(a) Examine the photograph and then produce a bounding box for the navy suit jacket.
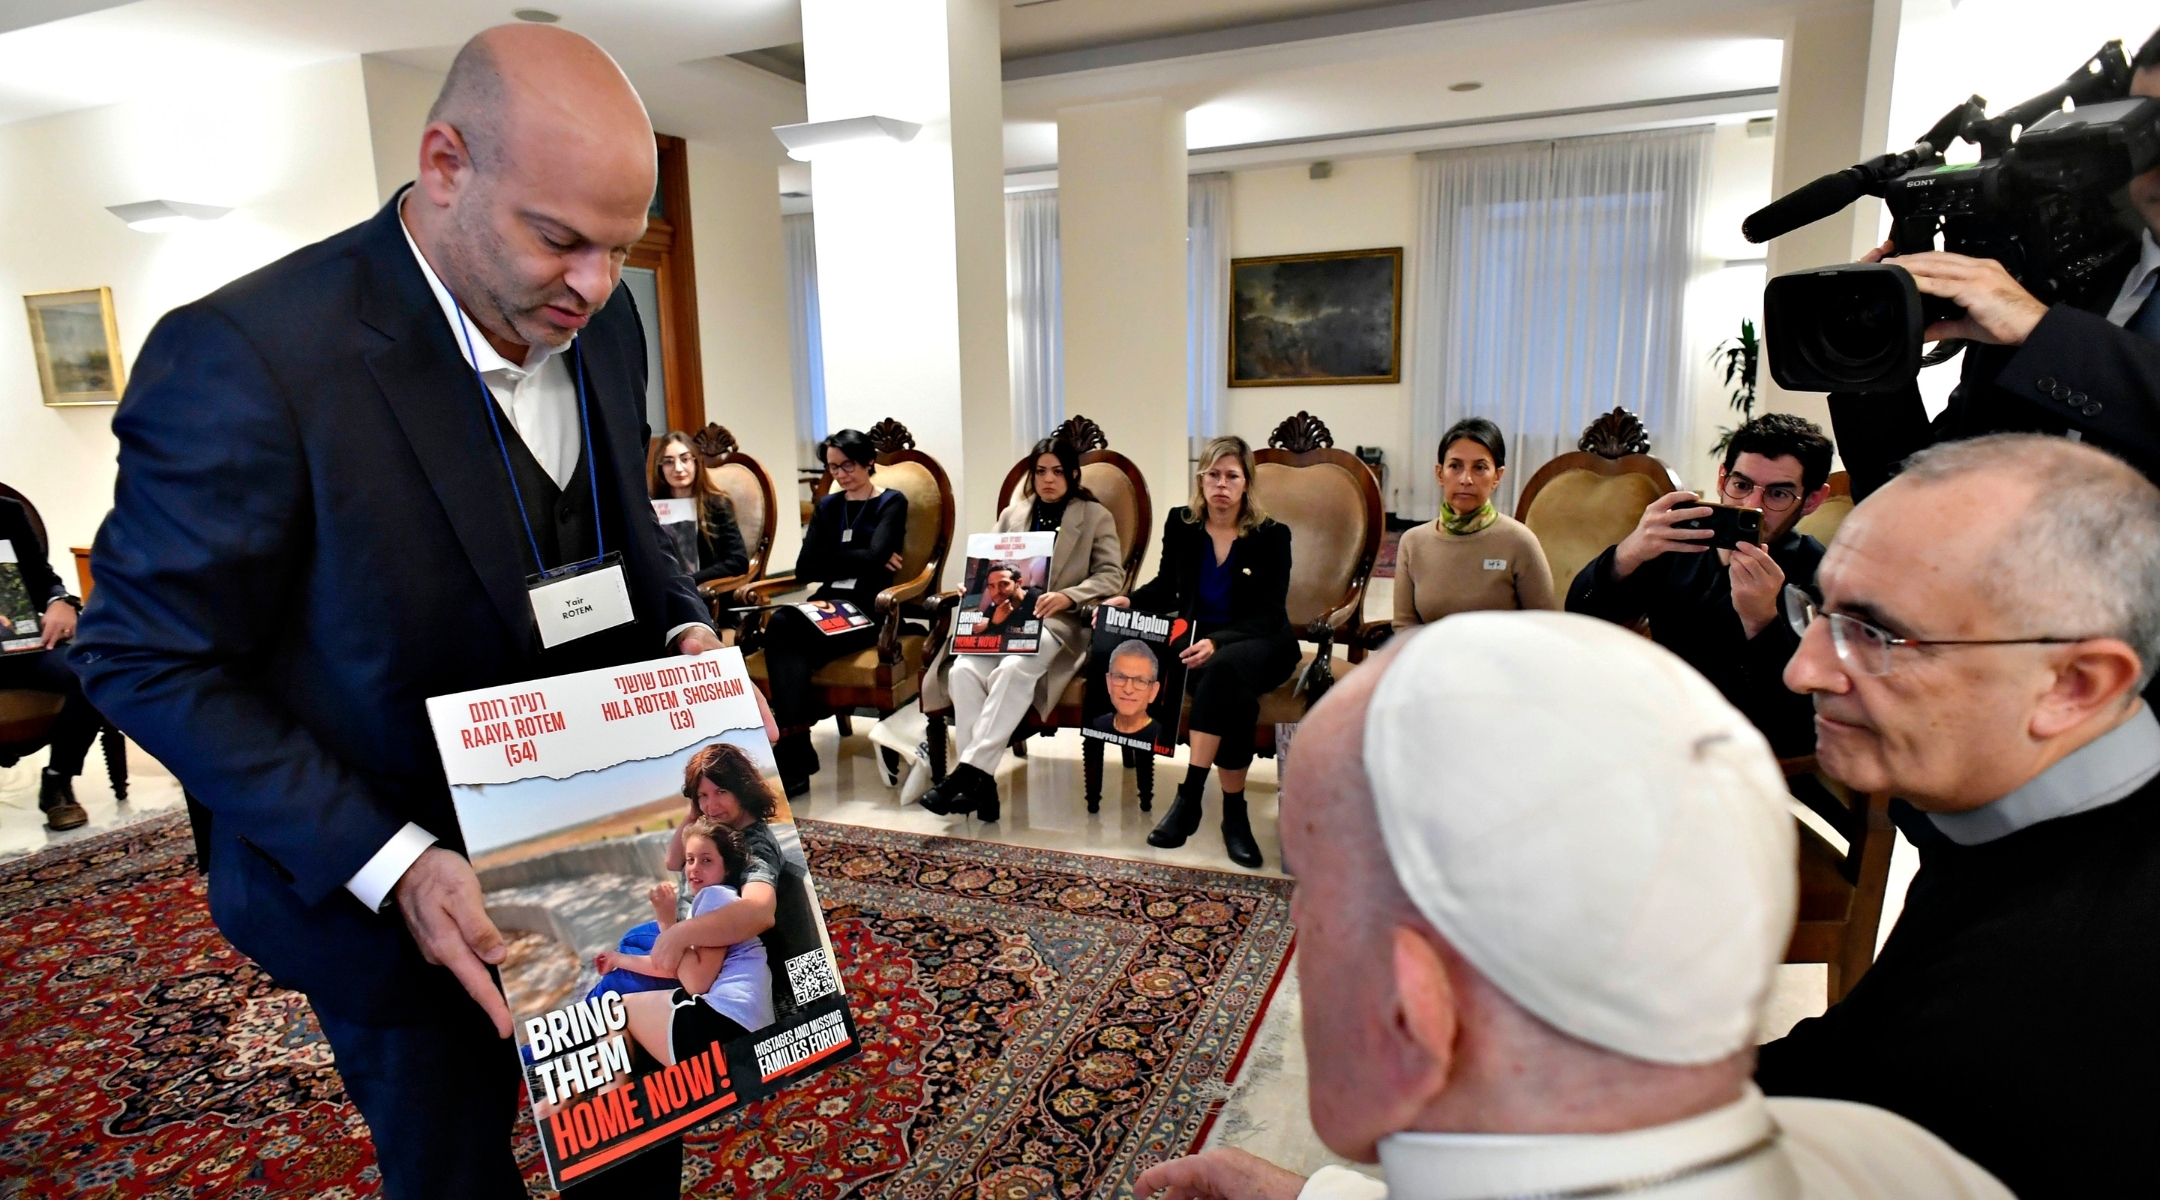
[71,196,707,1025]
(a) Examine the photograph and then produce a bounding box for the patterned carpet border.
[0,811,1298,1199]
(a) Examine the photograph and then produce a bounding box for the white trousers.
[946,627,1067,773]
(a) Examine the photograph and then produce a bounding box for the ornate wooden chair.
[1248,412,1385,757]
[678,422,779,626]
[1781,755,1894,1003]
[738,419,956,739]
[0,482,127,801]
[918,415,1159,809]
[1794,470,1854,547]
[1513,408,1680,598]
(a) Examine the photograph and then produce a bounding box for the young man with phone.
[1566,413,1833,755]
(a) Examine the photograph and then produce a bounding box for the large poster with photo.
[1079,607,1192,757]
[426,649,857,1192]
[952,531,1055,655]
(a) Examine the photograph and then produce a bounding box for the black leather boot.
[919,763,985,815]
[775,731,815,798]
[1220,793,1262,869]
[971,769,1001,823]
[40,769,87,832]
[1147,780,1206,849]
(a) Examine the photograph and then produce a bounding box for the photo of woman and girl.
[587,742,786,1067]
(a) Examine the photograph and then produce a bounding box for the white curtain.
[1408,126,1711,518]
[1006,189,1063,451]
[783,213,828,467]
[1187,172,1232,453]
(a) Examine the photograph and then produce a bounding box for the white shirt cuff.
[1299,1166,1388,1200]
[666,622,716,649]
[345,822,438,912]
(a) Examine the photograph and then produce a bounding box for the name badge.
[1483,558,1507,571]
[651,498,696,525]
[527,553,635,650]
[840,528,854,543]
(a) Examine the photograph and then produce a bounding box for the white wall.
[1682,119,1777,489]
[684,140,804,572]
[1225,155,1417,513]
[0,56,381,559]
[361,55,443,206]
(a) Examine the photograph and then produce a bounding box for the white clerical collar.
[396,191,567,378]
[1930,703,2160,847]
[1373,1087,1782,1200]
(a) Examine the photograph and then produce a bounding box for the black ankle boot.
[776,732,815,798]
[1147,782,1206,849]
[919,764,985,815]
[1220,793,1262,869]
[971,770,1001,823]
[40,769,87,832]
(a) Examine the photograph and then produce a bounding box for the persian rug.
[1372,529,1399,580]
[0,814,1296,1198]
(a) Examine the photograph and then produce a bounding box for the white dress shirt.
[2105,229,2160,329]
[344,204,708,912]
[1297,1088,2010,1200]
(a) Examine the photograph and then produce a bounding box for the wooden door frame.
[627,133,704,436]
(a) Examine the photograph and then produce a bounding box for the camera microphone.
[1742,169,1869,244]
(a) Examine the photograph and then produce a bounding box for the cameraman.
[1567,413,1833,756]
[1834,27,2160,498]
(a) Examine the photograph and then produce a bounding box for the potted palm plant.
[1709,318,1759,457]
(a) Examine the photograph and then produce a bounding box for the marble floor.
[0,578,1917,1186]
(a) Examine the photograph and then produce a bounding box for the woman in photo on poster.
[758,429,909,796]
[1106,435,1294,868]
[1391,417,1557,630]
[649,430,749,587]
[918,435,1124,820]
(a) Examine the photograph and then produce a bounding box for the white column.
[800,0,1011,562]
[1760,0,1901,425]
[1057,97,1189,580]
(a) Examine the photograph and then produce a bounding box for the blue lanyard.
[451,302,605,576]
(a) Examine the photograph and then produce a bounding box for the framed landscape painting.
[24,287,125,406]
[1230,247,1402,387]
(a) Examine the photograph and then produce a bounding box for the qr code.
[785,950,840,1002]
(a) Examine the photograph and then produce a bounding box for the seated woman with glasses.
[1104,435,1297,869]
[1392,417,1560,631]
[758,429,909,796]
[1565,413,1835,756]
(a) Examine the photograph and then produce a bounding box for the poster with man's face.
[1080,607,1192,757]
[953,531,1055,654]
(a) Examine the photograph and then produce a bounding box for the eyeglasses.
[1107,671,1155,688]
[1782,584,2094,677]
[1723,473,1803,511]
[660,452,696,470]
[827,458,866,475]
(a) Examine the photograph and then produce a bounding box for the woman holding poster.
[918,436,1124,820]
[1106,436,1294,868]
[649,431,749,586]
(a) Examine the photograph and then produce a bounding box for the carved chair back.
[685,424,778,581]
[996,414,1154,588]
[1514,409,1677,596]
[1249,412,1384,637]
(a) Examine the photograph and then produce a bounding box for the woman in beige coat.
[917,435,1124,820]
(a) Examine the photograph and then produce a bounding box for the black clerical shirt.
[1757,707,2160,1199]
[1566,530,1823,756]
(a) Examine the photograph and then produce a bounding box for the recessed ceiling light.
[1449,81,1482,92]
[513,8,560,22]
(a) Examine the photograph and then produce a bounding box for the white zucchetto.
[1362,611,1797,1065]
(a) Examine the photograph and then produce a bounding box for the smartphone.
[1673,503,1763,550]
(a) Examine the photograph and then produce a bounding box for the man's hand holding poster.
[425,648,857,1192]
[952,531,1055,655]
[1080,607,1192,757]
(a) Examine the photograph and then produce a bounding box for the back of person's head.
[681,817,748,882]
[1438,418,1507,468]
[1025,436,1095,502]
[821,429,878,477]
[1723,413,1833,495]
[1281,613,1795,1159]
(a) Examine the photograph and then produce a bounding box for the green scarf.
[1440,501,1498,536]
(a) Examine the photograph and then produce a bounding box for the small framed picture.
[24,287,125,406]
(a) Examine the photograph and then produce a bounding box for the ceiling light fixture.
[106,200,232,233]
[771,116,922,162]
[1449,81,1483,92]
[513,8,560,22]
